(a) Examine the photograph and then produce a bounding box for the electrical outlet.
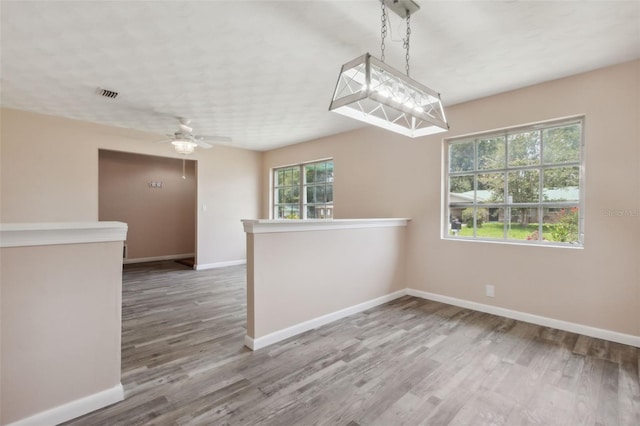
[485,285,495,298]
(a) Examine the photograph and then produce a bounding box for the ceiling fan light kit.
[329,0,449,137]
[171,140,197,155]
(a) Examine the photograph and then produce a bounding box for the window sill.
[442,235,584,249]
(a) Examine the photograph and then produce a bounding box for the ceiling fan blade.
[195,140,213,149]
[199,135,232,143]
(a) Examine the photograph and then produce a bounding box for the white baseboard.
[407,289,640,348]
[245,287,639,351]
[244,335,255,350]
[195,259,246,270]
[6,383,124,426]
[245,289,408,350]
[123,253,194,264]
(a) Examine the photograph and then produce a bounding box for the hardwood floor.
[64,261,640,425]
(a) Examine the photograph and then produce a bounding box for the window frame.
[443,117,585,247]
[272,158,334,220]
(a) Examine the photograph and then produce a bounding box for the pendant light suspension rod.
[403,14,411,76]
[380,1,417,76]
[380,1,387,62]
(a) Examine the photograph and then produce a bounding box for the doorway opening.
[98,149,197,267]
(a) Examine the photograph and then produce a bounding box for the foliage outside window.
[446,118,583,246]
[273,160,334,219]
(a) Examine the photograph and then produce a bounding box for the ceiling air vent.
[96,87,118,99]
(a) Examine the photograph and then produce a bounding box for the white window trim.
[442,116,585,248]
[271,158,334,220]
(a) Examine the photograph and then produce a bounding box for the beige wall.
[248,224,407,338]
[0,109,262,266]
[263,60,640,337]
[197,143,263,267]
[1,241,123,424]
[99,150,196,260]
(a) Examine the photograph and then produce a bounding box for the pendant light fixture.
[329,0,449,137]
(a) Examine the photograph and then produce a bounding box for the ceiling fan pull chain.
[380,1,387,62]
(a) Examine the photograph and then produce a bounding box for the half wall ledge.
[241,218,410,234]
[0,221,128,247]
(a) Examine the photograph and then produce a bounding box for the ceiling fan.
[158,117,231,155]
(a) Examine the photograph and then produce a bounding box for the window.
[445,118,583,246]
[273,159,334,219]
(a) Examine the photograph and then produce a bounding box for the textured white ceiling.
[1,1,639,151]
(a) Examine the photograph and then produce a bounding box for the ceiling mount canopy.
[329,0,449,138]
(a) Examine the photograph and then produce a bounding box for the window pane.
[316,163,327,182]
[306,205,317,219]
[305,164,316,183]
[543,167,579,202]
[506,207,539,240]
[327,162,334,182]
[480,208,504,239]
[316,185,326,203]
[449,175,474,204]
[449,141,474,172]
[326,185,333,202]
[477,137,505,170]
[306,186,315,203]
[508,131,540,167]
[449,212,464,236]
[451,207,505,238]
[484,208,505,239]
[283,188,294,203]
[292,167,300,184]
[542,207,579,243]
[507,170,539,203]
[476,208,504,239]
[285,205,300,219]
[543,124,580,164]
[477,172,504,203]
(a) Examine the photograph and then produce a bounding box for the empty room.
[1,1,639,425]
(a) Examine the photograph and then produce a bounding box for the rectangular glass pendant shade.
[329,53,449,137]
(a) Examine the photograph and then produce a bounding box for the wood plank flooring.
[64,261,640,425]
